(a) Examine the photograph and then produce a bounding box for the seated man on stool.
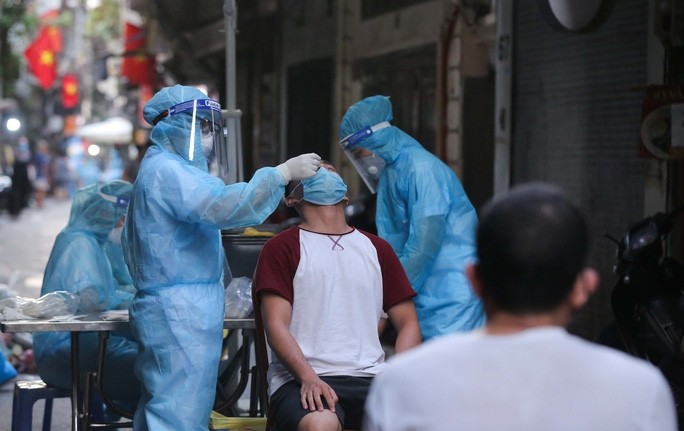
[253,162,421,431]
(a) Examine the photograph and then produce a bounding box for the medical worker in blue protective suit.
[33,180,140,410]
[104,216,135,306]
[105,230,133,289]
[122,84,321,431]
[339,95,485,340]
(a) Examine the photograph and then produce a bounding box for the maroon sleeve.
[360,230,417,311]
[253,227,301,304]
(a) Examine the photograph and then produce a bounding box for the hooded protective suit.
[105,238,133,289]
[122,85,291,431]
[33,180,139,409]
[104,227,135,309]
[340,95,484,340]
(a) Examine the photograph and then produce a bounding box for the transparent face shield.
[98,191,130,209]
[338,121,390,194]
[96,191,130,226]
[214,111,231,183]
[158,98,227,166]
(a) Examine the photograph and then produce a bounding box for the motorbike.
[602,203,684,422]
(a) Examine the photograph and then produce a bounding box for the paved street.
[0,196,72,431]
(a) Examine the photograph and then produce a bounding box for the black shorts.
[269,375,373,431]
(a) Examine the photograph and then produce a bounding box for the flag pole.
[223,0,243,184]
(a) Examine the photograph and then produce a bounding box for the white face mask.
[108,226,123,245]
[201,132,214,158]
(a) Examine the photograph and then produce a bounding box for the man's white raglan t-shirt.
[254,226,416,397]
[363,327,677,431]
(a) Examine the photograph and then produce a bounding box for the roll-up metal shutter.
[512,0,648,340]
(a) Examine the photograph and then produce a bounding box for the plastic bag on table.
[0,296,32,320]
[99,309,129,321]
[21,291,79,318]
[0,291,79,320]
[0,285,18,301]
[224,277,253,318]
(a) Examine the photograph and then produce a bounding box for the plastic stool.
[11,379,70,431]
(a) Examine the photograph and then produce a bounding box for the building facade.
[136,0,683,341]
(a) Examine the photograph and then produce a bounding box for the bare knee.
[297,409,342,431]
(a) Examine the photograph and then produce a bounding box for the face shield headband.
[98,191,130,208]
[339,121,390,194]
[339,121,391,149]
[152,98,225,162]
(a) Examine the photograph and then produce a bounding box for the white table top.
[1,312,255,333]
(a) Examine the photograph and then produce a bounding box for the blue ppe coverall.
[122,85,287,431]
[33,180,140,410]
[105,239,134,289]
[340,95,485,340]
[104,238,135,310]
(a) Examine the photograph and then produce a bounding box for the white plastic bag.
[0,291,79,320]
[21,291,80,318]
[224,277,253,318]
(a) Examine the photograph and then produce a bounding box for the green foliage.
[0,0,27,98]
[1,0,32,37]
[85,0,121,40]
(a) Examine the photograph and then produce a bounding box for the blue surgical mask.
[300,168,348,205]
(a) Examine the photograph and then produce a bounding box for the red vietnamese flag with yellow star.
[24,27,57,90]
[39,9,63,53]
[121,22,156,87]
[61,74,79,109]
[45,25,63,53]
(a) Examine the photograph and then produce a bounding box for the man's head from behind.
[469,183,598,318]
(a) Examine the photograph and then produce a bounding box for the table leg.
[95,331,135,421]
[70,331,81,431]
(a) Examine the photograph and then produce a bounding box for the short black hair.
[285,180,301,197]
[475,182,589,314]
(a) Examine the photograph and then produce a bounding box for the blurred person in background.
[33,180,139,412]
[52,147,74,200]
[340,95,484,341]
[8,137,33,218]
[76,157,102,187]
[32,140,51,209]
[123,140,151,183]
[122,84,321,431]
